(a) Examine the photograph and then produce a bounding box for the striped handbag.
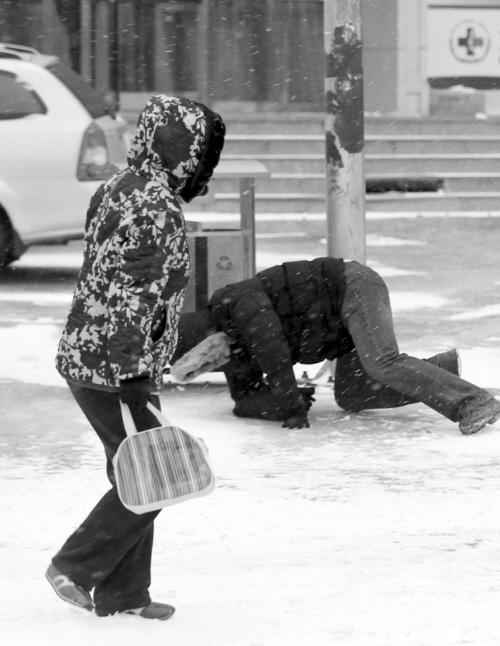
[114,401,215,514]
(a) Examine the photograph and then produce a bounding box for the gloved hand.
[298,385,316,411]
[119,375,152,410]
[282,410,310,429]
[282,394,310,428]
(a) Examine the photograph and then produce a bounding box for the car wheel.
[0,213,14,269]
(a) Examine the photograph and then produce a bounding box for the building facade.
[2,0,500,116]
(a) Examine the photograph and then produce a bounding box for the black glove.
[282,410,310,429]
[119,375,152,410]
[298,385,316,411]
[282,395,310,429]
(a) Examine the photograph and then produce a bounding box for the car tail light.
[77,121,117,181]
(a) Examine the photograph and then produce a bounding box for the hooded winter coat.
[56,95,224,390]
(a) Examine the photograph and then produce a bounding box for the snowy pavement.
[3,379,500,646]
[1,216,500,645]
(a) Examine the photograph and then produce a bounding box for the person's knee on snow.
[334,377,381,413]
[356,346,407,384]
[232,384,286,420]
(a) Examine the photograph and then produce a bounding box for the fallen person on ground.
[170,257,500,435]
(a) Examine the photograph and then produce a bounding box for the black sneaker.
[45,563,93,611]
[459,398,500,435]
[124,602,175,621]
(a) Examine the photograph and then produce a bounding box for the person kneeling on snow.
[170,257,500,434]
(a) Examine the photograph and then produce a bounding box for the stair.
[182,112,500,215]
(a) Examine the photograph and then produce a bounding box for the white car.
[0,43,129,267]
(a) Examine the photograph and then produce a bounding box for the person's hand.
[298,385,316,411]
[119,375,152,409]
[282,410,310,429]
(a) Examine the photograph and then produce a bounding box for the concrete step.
[363,172,500,193]
[362,172,500,193]
[367,135,500,155]
[367,191,500,212]
[224,134,500,156]
[221,112,324,135]
[182,210,330,236]
[223,135,323,156]
[212,174,325,194]
[181,209,500,237]
[194,190,500,214]
[196,193,323,213]
[365,154,500,174]
[222,153,325,173]
[365,115,500,136]
[124,108,500,213]
[354,172,500,193]
[221,113,500,136]
[223,152,500,174]
[125,108,500,137]
[213,171,500,195]
[442,173,500,192]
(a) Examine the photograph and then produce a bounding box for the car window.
[46,61,109,119]
[0,70,47,119]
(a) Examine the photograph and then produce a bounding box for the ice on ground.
[365,234,425,247]
[4,220,500,645]
[389,291,453,311]
[3,380,500,646]
[1,316,500,645]
[256,251,428,278]
[449,303,500,321]
[319,235,425,247]
[0,324,65,387]
[368,261,428,277]
[12,250,83,269]
[459,347,500,388]
[0,291,72,305]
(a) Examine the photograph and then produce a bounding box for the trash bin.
[181,159,267,312]
[183,223,252,312]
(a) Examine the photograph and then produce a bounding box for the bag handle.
[120,401,212,461]
[119,400,171,438]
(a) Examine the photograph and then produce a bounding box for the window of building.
[117,0,199,94]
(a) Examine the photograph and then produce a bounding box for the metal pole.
[109,0,120,110]
[324,0,366,262]
[80,0,92,84]
[197,0,210,104]
[239,177,256,278]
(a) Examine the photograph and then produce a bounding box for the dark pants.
[334,347,459,412]
[232,348,460,420]
[339,261,494,422]
[52,384,162,616]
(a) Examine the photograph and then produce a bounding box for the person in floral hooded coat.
[46,95,225,620]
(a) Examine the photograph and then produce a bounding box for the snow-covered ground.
[2,228,500,645]
[3,372,500,646]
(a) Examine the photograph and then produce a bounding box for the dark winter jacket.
[174,257,354,416]
[56,95,224,390]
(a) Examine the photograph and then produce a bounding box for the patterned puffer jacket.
[56,95,224,390]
